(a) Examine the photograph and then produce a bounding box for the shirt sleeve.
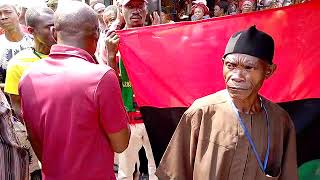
[95,69,129,134]
[4,61,22,95]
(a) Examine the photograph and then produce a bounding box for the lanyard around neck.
[32,48,43,60]
[228,96,271,173]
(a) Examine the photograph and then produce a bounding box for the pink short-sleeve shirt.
[19,44,128,180]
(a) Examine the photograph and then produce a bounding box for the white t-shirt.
[0,34,33,82]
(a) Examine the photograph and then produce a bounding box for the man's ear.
[265,64,277,79]
[50,26,57,43]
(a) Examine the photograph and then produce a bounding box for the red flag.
[118,1,320,108]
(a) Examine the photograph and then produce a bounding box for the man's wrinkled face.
[32,13,56,47]
[122,0,147,28]
[223,53,273,100]
[103,11,117,29]
[242,0,254,13]
[0,5,19,31]
[194,7,204,20]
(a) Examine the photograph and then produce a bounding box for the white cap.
[192,0,207,5]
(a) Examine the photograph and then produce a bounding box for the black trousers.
[138,147,148,174]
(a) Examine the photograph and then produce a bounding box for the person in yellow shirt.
[5,7,55,119]
[4,6,56,180]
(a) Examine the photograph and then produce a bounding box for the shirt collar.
[49,44,96,64]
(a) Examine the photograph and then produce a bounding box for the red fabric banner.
[118,1,320,107]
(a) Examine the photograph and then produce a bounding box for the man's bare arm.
[107,125,130,153]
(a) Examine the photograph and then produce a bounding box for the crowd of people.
[160,0,307,22]
[0,0,307,180]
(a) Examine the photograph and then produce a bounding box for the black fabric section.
[279,98,320,166]
[141,99,320,167]
[224,26,274,64]
[140,107,187,166]
[31,170,42,180]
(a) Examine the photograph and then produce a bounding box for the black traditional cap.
[223,25,275,64]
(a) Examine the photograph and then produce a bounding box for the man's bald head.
[54,1,98,35]
[54,1,99,55]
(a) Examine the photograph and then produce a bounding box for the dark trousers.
[138,147,148,174]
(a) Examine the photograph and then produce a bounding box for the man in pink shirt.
[19,1,130,180]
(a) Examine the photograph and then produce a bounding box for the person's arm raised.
[150,11,161,25]
[105,31,120,71]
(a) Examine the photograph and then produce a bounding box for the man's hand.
[106,31,119,54]
[150,11,161,25]
[105,31,120,70]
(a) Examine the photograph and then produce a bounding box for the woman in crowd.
[214,0,229,17]
[191,3,210,21]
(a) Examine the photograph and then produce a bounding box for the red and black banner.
[118,1,320,167]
